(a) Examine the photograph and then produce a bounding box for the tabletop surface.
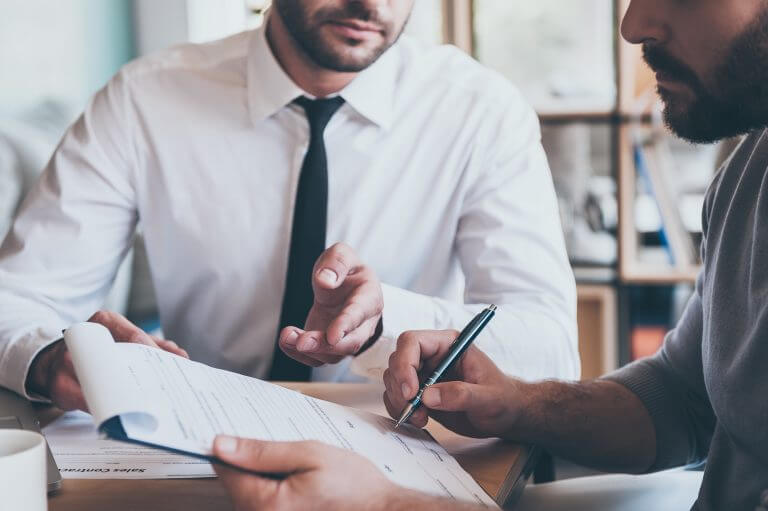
[45,383,529,511]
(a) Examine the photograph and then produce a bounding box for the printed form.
[63,323,497,507]
[43,411,215,479]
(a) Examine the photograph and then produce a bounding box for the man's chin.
[308,42,387,72]
[662,104,730,144]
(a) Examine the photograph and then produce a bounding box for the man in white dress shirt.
[0,0,577,410]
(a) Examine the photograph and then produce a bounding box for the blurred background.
[0,0,733,454]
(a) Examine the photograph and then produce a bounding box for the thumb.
[213,436,319,474]
[214,462,277,506]
[421,381,493,412]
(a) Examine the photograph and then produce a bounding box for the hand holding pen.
[382,306,524,438]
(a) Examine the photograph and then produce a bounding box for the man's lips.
[326,19,384,39]
[654,70,690,91]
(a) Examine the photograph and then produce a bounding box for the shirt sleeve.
[351,96,579,382]
[0,71,139,399]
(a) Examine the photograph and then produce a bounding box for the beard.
[273,0,406,72]
[643,10,768,144]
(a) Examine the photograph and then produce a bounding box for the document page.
[42,411,215,479]
[64,323,497,507]
[118,344,496,507]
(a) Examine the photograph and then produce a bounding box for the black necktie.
[269,96,345,381]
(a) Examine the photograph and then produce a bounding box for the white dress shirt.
[0,23,578,399]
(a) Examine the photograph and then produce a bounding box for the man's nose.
[621,0,668,45]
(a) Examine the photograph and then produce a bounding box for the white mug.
[0,429,47,511]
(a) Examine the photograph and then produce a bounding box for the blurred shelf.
[577,284,618,379]
[534,100,615,122]
[441,0,705,287]
[620,263,700,285]
[572,265,618,285]
[539,111,615,124]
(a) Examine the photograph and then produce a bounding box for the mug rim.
[0,429,45,459]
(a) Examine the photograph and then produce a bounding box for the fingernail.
[283,330,299,346]
[298,337,318,352]
[423,388,441,407]
[215,435,237,454]
[401,383,410,399]
[318,268,338,285]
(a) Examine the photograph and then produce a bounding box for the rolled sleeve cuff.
[350,283,438,381]
[602,360,692,472]
[378,283,440,341]
[0,327,62,401]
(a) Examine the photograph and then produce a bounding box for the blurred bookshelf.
[438,0,730,374]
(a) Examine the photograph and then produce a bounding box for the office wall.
[0,0,135,114]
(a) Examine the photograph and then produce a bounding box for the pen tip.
[488,304,497,312]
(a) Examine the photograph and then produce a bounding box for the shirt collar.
[247,20,398,130]
[338,43,397,130]
[247,22,304,124]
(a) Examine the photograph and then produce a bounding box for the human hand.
[212,436,398,511]
[278,242,383,367]
[26,310,188,410]
[383,330,523,438]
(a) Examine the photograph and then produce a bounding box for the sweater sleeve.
[602,170,725,472]
[603,273,715,471]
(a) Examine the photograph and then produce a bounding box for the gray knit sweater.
[606,129,768,510]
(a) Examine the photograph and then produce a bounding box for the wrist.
[25,339,62,398]
[497,377,538,440]
[367,489,454,511]
[354,316,383,356]
[502,379,568,443]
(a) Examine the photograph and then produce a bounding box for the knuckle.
[331,241,350,253]
[332,253,350,270]
[382,371,392,391]
[454,384,471,404]
[89,310,108,323]
[241,438,264,459]
[396,331,415,348]
[301,440,325,457]
[128,332,145,343]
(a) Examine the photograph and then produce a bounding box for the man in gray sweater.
[200,0,768,510]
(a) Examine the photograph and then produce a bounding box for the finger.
[277,343,326,368]
[382,391,412,424]
[312,242,361,292]
[421,381,490,412]
[292,330,354,360]
[155,339,189,358]
[297,324,370,357]
[408,407,429,428]
[326,294,381,346]
[291,348,344,365]
[383,368,408,413]
[382,370,397,406]
[383,392,428,428]
[281,327,348,364]
[213,463,277,508]
[87,310,158,348]
[279,326,302,350]
[213,436,323,473]
[389,330,459,401]
[49,371,89,412]
[294,330,324,353]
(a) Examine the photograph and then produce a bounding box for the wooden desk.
[46,383,532,510]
